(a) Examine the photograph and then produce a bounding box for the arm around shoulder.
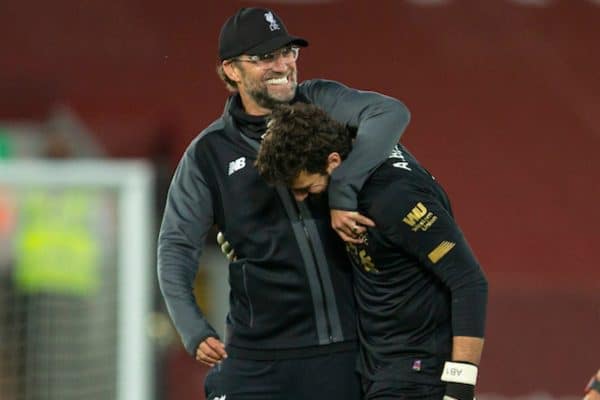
[299,79,411,211]
[299,78,411,140]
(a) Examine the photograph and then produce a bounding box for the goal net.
[0,160,154,400]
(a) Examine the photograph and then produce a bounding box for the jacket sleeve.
[157,145,219,355]
[298,79,411,210]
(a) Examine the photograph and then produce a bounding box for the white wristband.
[441,361,478,386]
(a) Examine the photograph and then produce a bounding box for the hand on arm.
[195,337,228,367]
[330,209,375,243]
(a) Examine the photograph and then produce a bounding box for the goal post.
[0,160,155,400]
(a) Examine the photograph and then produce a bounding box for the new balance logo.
[212,395,226,400]
[228,157,246,175]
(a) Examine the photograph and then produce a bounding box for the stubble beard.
[248,76,297,111]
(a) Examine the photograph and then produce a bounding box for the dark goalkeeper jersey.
[347,144,488,384]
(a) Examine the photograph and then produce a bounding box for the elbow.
[156,252,172,294]
[156,241,180,287]
[396,100,411,126]
[480,271,489,295]
[452,268,489,299]
[385,98,411,135]
[470,270,489,300]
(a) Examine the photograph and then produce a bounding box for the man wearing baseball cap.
[158,7,411,400]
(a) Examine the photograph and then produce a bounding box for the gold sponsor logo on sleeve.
[403,202,438,232]
[427,241,456,264]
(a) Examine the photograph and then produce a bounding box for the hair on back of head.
[255,103,352,186]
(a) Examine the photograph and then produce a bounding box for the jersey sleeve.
[157,145,220,355]
[375,182,488,338]
[298,79,411,211]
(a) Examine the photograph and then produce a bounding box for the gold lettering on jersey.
[428,241,456,264]
[359,249,376,272]
[403,202,438,232]
[413,213,438,232]
[403,202,428,226]
[346,243,378,273]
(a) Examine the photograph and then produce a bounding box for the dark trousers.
[362,379,445,400]
[204,349,362,400]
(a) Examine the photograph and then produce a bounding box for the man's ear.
[222,61,241,83]
[326,152,342,174]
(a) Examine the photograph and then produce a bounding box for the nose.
[293,192,308,202]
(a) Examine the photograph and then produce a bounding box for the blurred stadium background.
[0,1,598,399]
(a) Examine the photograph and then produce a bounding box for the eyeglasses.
[231,46,300,68]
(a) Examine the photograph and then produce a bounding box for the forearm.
[435,243,488,339]
[452,336,484,365]
[158,237,219,355]
[159,278,218,355]
[441,337,485,400]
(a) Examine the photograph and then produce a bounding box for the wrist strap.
[441,361,478,386]
[444,381,475,400]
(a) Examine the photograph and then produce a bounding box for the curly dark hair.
[255,103,352,186]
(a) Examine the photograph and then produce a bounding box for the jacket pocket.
[228,260,254,328]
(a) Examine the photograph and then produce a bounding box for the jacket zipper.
[242,263,254,327]
[298,212,333,342]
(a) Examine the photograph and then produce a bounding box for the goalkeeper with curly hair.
[256,103,488,400]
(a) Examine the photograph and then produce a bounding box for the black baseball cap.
[218,8,308,61]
